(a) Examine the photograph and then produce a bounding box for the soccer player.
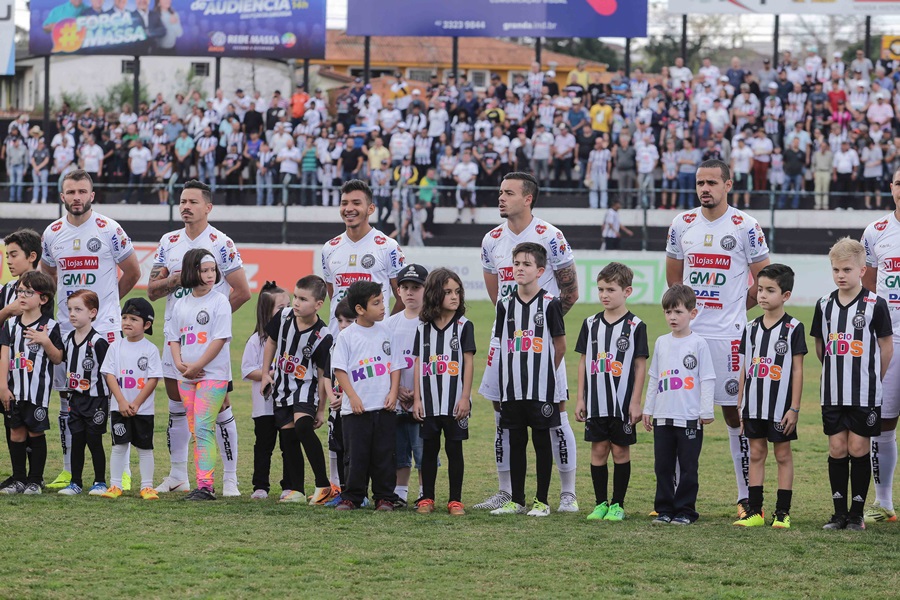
[643,285,716,525]
[148,180,251,496]
[666,159,771,518]
[733,264,807,529]
[814,238,893,531]
[575,263,648,522]
[477,171,581,513]
[860,167,900,523]
[321,179,406,337]
[489,243,566,517]
[0,229,42,329]
[40,169,141,490]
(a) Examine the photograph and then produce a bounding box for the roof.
[320,30,605,70]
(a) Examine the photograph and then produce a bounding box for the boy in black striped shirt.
[813,238,893,531]
[575,263,648,522]
[734,264,807,529]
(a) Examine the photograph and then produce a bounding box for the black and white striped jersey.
[413,316,476,417]
[575,311,649,420]
[492,289,565,403]
[0,314,64,407]
[0,280,17,313]
[264,309,332,408]
[739,314,807,421]
[812,289,893,408]
[62,328,110,398]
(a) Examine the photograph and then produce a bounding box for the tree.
[642,34,708,73]
[543,38,619,70]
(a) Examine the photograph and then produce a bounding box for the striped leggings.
[179,380,228,491]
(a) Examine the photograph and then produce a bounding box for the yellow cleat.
[101,486,123,499]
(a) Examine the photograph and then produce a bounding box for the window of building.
[192,62,210,77]
[407,68,435,83]
[121,60,135,75]
[468,70,489,89]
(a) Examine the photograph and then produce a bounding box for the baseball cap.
[397,264,428,286]
[122,298,155,335]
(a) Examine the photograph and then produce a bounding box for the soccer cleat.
[155,477,190,493]
[671,515,694,525]
[490,501,527,515]
[309,485,338,506]
[88,483,108,496]
[587,502,609,521]
[845,515,866,531]
[474,490,512,510]
[279,490,306,503]
[648,510,659,517]
[223,480,241,498]
[651,514,672,525]
[416,498,436,514]
[393,497,409,510]
[250,489,269,500]
[279,489,292,501]
[864,501,898,524]
[736,498,751,520]
[121,472,132,492]
[58,483,83,495]
[604,503,626,522]
[733,512,765,527]
[375,499,394,512]
[447,501,466,516]
[557,492,579,513]
[46,470,71,490]
[771,511,791,529]
[0,479,24,495]
[334,499,356,511]
[140,487,160,501]
[324,493,343,507]
[101,486,123,499]
[184,488,217,501]
[23,483,42,495]
[527,498,551,517]
[823,514,849,530]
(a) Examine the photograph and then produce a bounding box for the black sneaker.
[845,515,866,531]
[651,514,672,525]
[823,514,848,530]
[185,487,217,501]
[393,497,408,510]
[671,515,693,525]
[736,498,751,520]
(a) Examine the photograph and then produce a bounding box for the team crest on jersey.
[197,311,210,325]
[169,234,180,243]
[534,310,544,327]
[51,221,63,232]
[683,354,698,369]
[87,238,102,253]
[623,422,633,434]
[853,313,867,329]
[489,227,503,239]
[34,408,47,422]
[535,224,547,234]
[458,417,469,429]
[868,411,878,427]
[137,357,149,371]
[374,236,386,245]
[382,341,391,355]
[725,379,739,396]
[92,410,106,425]
[875,219,889,232]
[95,218,107,228]
[773,421,784,432]
[720,235,737,251]
[731,215,744,226]
[82,358,95,370]
[774,339,788,355]
[209,233,218,242]
[541,403,554,417]
[361,254,376,269]
[302,346,313,358]
[450,335,459,350]
[616,335,630,352]
[27,342,41,353]
[329,236,341,246]
[683,213,697,224]
[113,423,126,437]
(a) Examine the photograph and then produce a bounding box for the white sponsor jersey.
[41,213,134,336]
[481,216,575,301]
[666,206,769,339]
[152,224,243,340]
[100,337,164,417]
[321,227,405,329]
[862,212,900,342]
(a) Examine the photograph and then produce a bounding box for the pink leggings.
[179,380,228,491]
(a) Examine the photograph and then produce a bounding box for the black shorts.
[328,410,343,452]
[420,415,469,441]
[822,406,881,438]
[3,401,50,433]
[742,417,797,443]
[67,393,108,436]
[499,400,561,430]
[733,173,750,191]
[273,401,317,429]
[110,412,154,449]
[584,416,637,446]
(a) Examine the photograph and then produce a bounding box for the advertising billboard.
[668,0,900,15]
[1,0,14,76]
[29,0,326,58]
[347,0,648,39]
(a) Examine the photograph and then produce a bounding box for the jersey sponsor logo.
[486,345,497,367]
[506,329,544,353]
[687,253,731,270]
[875,219,889,231]
[9,353,34,372]
[658,369,694,392]
[67,372,92,390]
[489,227,503,239]
[535,224,547,234]
[116,227,124,235]
[334,273,372,287]
[87,237,102,253]
[590,352,623,376]
[730,340,741,372]
[731,214,743,226]
[95,218,107,228]
[689,271,727,286]
[549,238,559,256]
[209,233,218,242]
[59,256,99,270]
[556,231,563,240]
[351,357,391,382]
[560,243,567,254]
[62,272,97,286]
[498,267,514,283]
[179,326,207,346]
[422,354,460,376]
[748,356,783,380]
[73,239,81,250]
[668,227,676,247]
[51,221,63,232]
[884,259,900,274]
[825,332,864,357]
[276,353,309,379]
[374,236,386,245]
[169,234,180,243]
[704,234,713,247]
[683,213,697,223]
[117,369,147,389]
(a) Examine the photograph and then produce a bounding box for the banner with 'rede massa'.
[29,0,326,58]
[347,0,647,38]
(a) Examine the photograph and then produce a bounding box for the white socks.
[59,396,72,472]
[552,412,578,495]
[168,399,190,482]
[872,430,898,511]
[138,448,155,490]
[727,425,750,502]
[395,485,409,502]
[216,406,239,482]
[329,451,340,487]
[494,412,512,494]
[110,444,128,488]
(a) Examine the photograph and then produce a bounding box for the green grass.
[3,296,900,599]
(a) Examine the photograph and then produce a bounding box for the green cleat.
[587,501,609,521]
[527,498,551,517]
[46,470,71,490]
[733,512,766,527]
[121,472,132,492]
[863,501,898,524]
[771,511,791,529]
[604,502,625,521]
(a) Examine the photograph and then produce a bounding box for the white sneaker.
[154,476,190,493]
[23,483,42,495]
[280,489,292,500]
[557,492,580,513]
[490,500,527,515]
[527,499,551,517]
[250,489,268,500]
[474,490,512,510]
[223,480,241,497]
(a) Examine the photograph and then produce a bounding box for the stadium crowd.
[2,46,900,216]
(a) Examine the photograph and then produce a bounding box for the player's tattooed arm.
[555,265,579,315]
[147,265,178,300]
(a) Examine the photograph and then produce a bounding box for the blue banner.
[29,0,326,58]
[347,0,647,38]
[1,0,13,76]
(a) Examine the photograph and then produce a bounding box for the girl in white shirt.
[168,249,233,500]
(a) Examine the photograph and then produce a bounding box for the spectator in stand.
[196,126,218,192]
[552,124,576,189]
[153,143,174,205]
[675,138,700,209]
[53,135,75,191]
[782,137,806,209]
[832,139,859,210]
[256,142,275,207]
[812,136,834,210]
[30,138,50,204]
[5,137,27,203]
[276,136,300,206]
[861,137,884,210]
[221,144,242,206]
[750,127,774,198]
[586,136,611,209]
[613,134,637,208]
[635,136,659,209]
[125,138,152,204]
[531,123,554,188]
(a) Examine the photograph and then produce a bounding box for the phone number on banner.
[435,20,487,30]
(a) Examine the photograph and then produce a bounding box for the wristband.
[789,407,800,413]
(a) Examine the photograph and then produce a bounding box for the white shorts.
[881,341,900,420]
[162,341,180,380]
[54,329,121,392]
[478,339,567,403]
[707,337,742,407]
